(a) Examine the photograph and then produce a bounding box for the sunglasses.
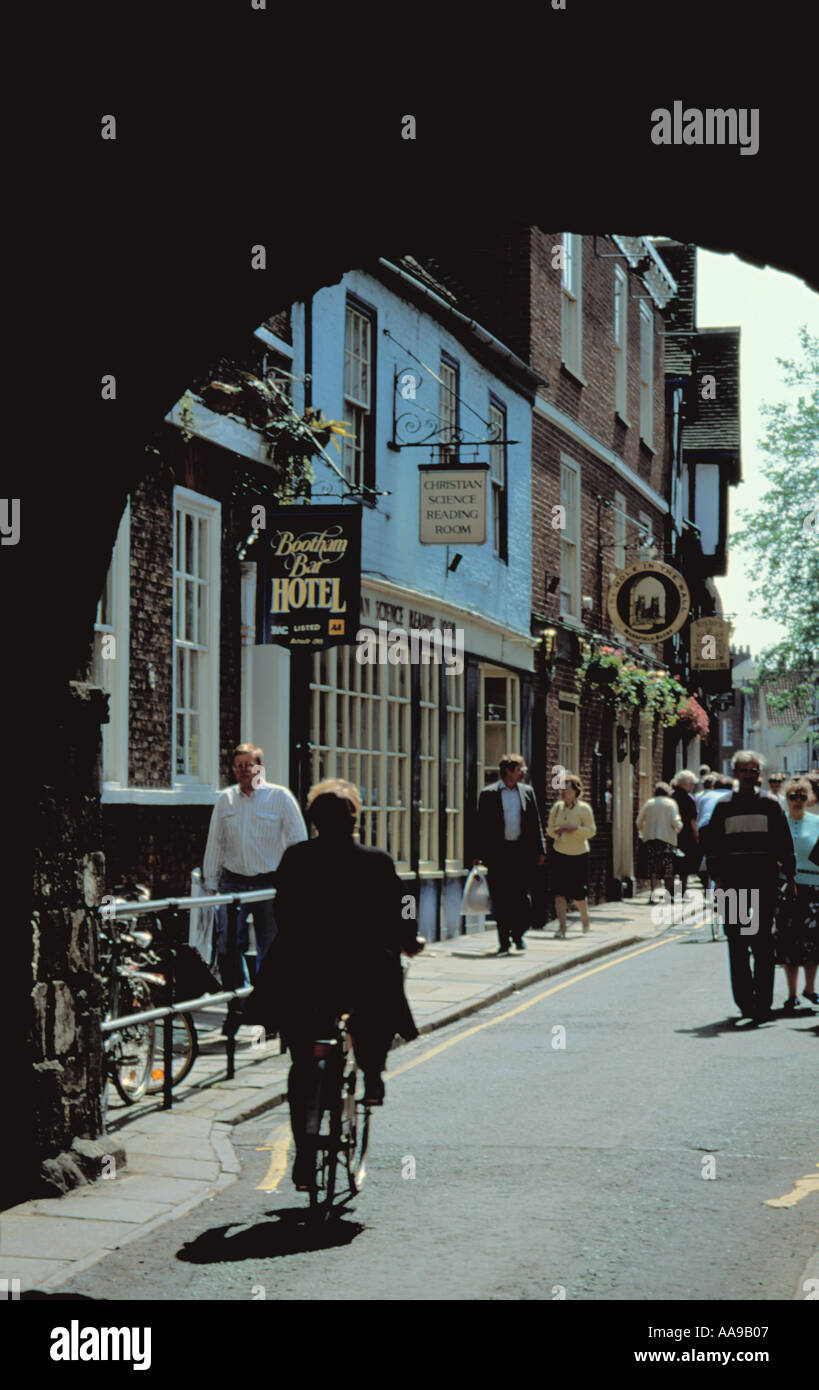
[787,792,808,801]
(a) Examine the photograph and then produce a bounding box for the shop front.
[294,577,537,941]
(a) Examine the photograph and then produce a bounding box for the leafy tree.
[732,326,818,702]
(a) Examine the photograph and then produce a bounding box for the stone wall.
[28,682,110,1194]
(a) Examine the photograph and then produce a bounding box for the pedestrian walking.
[546,774,596,938]
[670,771,700,895]
[203,743,308,991]
[241,778,423,1189]
[474,754,546,956]
[776,777,819,1011]
[703,749,796,1024]
[766,773,787,810]
[695,774,734,894]
[636,782,683,903]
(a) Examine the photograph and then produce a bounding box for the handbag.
[460,866,491,914]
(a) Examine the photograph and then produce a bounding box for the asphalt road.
[49,920,818,1301]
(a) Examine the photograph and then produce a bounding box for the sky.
[694,250,819,661]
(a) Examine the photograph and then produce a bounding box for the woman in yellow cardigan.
[547,774,597,938]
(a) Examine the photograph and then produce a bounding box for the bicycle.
[99,910,198,1118]
[304,1015,372,1219]
[99,919,157,1118]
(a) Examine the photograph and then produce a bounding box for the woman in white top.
[636,782,683,903]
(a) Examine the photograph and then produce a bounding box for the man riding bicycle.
[242,778,424,1189]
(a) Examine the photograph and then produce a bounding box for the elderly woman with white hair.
[671,770,700,896]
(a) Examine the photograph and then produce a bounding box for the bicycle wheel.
[341,1046,370,1194]
[306,1053,341,1218]
[109,1017,155,1104]
[146,1013,198,1093]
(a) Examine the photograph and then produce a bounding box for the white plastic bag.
[460,866,491,915]
[188,868,217,967]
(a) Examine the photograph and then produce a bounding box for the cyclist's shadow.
[176,1204,364,1264]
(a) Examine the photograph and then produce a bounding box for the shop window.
[445,669,465,869]
[310,643,410,871]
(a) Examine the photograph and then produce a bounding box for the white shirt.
[636,796,683,846]
[202,781,308,890]
[500,783,523,840]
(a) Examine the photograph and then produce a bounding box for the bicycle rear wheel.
[109,1017,155,1104]
[146,1013,198,1093]
[341,1049,370,1194]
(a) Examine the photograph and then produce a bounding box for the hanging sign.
[689,616,732,670]
[606,561,691,643]
[419,463,489,545]
[255,505,361,650]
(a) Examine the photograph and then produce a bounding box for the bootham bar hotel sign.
[255,505,362,651]
[419,463,489,544]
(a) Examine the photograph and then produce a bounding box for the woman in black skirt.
[547,774,597,938]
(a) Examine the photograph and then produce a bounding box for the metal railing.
[101,887,276,1113]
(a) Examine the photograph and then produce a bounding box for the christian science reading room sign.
[419,464,488,544]
[606,561,691,644]
[255,506,362,651]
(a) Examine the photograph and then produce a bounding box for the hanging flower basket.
[577,646,690,726]
[676,695,710,739]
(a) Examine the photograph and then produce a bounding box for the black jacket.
[703,789,796,887]
[241,837,419,1044]
[475,780,545,865]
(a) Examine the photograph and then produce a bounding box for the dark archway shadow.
[176,1205,365,1264]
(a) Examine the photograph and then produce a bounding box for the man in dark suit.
[242,778,424,1188]
[473,753,546,956]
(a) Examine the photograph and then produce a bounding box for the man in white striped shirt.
[203,744,308,985]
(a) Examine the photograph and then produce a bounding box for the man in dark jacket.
[473,753,546,956]
[703,749,796,1024]
[242,778,423,1188]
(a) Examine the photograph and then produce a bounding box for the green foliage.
[576,645,690,727]
[732,326,819,678]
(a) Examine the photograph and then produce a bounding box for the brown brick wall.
[528,235,672,904]
[530,232,669,498]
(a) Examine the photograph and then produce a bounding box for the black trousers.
[487,842,533,950]
[286,1022,393,1158]
[724,886,777,1017]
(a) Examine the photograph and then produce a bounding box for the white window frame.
[489,397,506,558]
[614,265,628,419]
[639,301,654,446]
[559,455,581,622]
[445,668,465,871]
[343,301,373,489]
[439,355,459,464]
[419,662,440,870]
[478,666,521,789]
[95,502,130,789]
[558,698,580,777]
[172,487,221,790]
[561,233,583,379]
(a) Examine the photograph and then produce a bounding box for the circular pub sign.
[606,561,691,644]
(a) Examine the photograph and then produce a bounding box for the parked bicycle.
[304,1014,372,1219]
[99,884,198,1119]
